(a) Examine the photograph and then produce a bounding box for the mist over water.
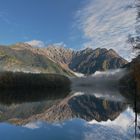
[71,69,128,101]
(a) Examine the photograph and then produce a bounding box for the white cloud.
[26,40,68,48]
[75,0,137,61]
[23,122,42,129]
[26,40,45,48]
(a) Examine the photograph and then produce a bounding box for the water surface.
[0,71,139,140]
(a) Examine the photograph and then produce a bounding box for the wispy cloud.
[0,12,9,24]
[75,0,137,60]
[0,11,14,25]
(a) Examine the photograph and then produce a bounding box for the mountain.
[11,43,74,69]
[33,46,128,74]
[0,44,74,76]
[43,45,74,68]
[32,46,127,74]
[0,43,128,75]
[69,48,128,74]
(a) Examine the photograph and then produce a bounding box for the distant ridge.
[0,42,128,75]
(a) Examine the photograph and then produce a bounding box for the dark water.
[0,71,139,140]
[0,91,139,140]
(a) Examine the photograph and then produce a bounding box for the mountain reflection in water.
[0,88,138,140]
[0,107,136,140]
[0,71,139,140]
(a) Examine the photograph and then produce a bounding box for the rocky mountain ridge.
[0,43,128,75]
[0,44,74,76]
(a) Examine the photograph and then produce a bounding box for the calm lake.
[0,71,139,140]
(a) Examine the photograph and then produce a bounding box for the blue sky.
[0,0,137,60]
[0,0,84,48]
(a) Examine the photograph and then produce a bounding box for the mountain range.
[0,43,128,76]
